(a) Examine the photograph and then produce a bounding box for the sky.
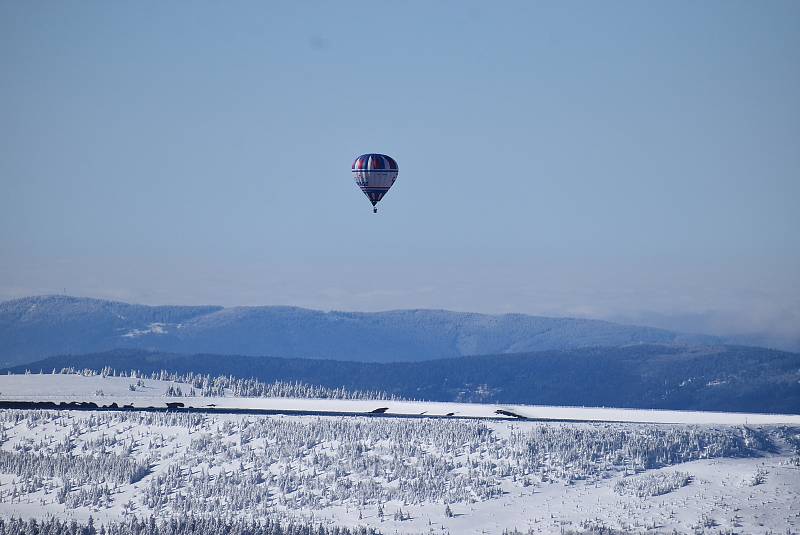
[1,1,798,349]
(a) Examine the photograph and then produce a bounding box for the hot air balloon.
[352,153,399,213]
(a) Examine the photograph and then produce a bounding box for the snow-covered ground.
[0,407,797,534]
[2,373,798,424]
[0,374,799,533]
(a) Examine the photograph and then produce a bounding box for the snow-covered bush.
[749,466,768,486]
[613,471,691,497]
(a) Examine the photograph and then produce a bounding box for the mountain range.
[0,295,722,366]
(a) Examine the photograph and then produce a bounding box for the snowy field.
[0,409,798,534]
[2,373,799,425]
[0,374,798,533]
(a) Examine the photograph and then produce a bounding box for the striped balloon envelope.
[352,153,399,213]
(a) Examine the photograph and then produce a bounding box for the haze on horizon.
[1,1,798,350]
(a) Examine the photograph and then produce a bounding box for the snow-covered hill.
[1,374,798,533]
[0,402,798,533]
[0,295,720,366]
[1,373,798,425]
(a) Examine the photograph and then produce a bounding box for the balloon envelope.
[352,154,399,207]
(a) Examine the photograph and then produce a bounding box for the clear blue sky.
[1,1,798,347]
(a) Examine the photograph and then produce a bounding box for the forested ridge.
[9,344,799,413]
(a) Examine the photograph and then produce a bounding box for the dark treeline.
[56,366,401,401]
[6,344,800,413]
[0,516,381,535]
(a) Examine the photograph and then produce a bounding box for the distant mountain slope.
[8,345,799,414]
[0,295,720,366]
